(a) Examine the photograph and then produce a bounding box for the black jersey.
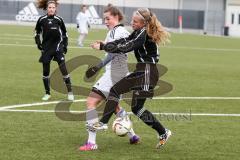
[100,28,159,64]
[34,14,68,54]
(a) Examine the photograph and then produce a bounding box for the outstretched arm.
[100,29,146,54]
[85,53,114,78]
[96,53,114,68]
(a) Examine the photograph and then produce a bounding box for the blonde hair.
[37,0,59,10]
[135,8,170,45]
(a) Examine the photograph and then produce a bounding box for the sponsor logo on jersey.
[15,2,40,22]
[86,6,103,25]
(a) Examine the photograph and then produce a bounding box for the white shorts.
[93,70,129,98]
[78,27,88,34]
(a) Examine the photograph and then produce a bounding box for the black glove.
[88,24,91,29]
[77,24,79,28]
[35,34,42,50]
[85,66,100,78]
[63,46,67,54]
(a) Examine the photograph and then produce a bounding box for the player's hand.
[91,41,105,50]
[85,66,100,78]
[91,42,101,50]
[77,24,79,28]
[63,46,67,54]
[88,24,91,29]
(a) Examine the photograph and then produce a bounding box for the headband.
[137,9,152,23]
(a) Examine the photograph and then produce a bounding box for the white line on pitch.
[0,99,86,110]
[0,37,93,43]
[152,97,240,100]
[1,97,240,111]
[0,109,240,117]
[1,43,240,52]
[0,43,90,49]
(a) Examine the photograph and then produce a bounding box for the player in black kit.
[34,0,74,101]
[91,8,171,149]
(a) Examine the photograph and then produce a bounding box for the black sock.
[139,110,166,135]
[63,75,72,92]
[43,76,50,95]
[100,97,119,124]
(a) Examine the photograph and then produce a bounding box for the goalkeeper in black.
[34,0,74,101]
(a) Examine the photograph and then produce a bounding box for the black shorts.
[127,63,159,92]
[39,52,65,64]
[110,63,159,99]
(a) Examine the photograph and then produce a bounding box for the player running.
[76,5,90,47]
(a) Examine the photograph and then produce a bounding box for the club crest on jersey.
[48,19,53,24]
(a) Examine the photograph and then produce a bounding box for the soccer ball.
[112,117,132,137]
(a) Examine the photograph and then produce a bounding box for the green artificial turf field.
[0,24,240,160]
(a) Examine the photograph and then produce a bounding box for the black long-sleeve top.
[34,14,68,54]
[100,28,159,64]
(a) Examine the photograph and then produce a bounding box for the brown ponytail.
[37,0,59,10]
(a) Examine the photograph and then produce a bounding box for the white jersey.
[104,25,130,73]
[93,25,130,98]
[76,12,90,34]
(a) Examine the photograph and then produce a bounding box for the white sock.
[86,109,98,144]
[116,108,136,138]
[127,128,136,138]
[116,107,127,117]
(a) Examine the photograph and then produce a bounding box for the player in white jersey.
[76,5,90,47]
[79,4,140,151]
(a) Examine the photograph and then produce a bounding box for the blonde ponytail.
[146,13,170,45]
[136,8,170,45]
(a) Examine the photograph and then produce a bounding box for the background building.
[0,0,239,36]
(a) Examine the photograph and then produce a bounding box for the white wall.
[228,0,240,5]
[62,0,180,9]
[226,0,240,36]
[8,0,180,9]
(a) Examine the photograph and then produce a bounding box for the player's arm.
[76,13,80,28]
[100,30,146,53]
[34,18,42,50]
[85,53,114,78]
[60,18,68,54]
[96,53,114,68]
[87,17,91,29]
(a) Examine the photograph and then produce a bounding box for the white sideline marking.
[0,37,93,43]
[0,34,94,42]
[0,42,240,52]
[0,99,86,110]
[0,109,240,117]
[0,43,90,49]
[0,97,240,110]
[164,46,240,52]
[152,97,240,100]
